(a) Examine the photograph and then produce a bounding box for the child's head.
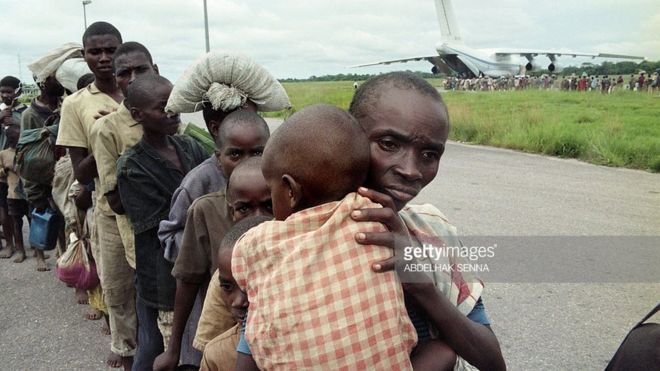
[5,124,20,148]
[226,157,272,222]
[0,76,21,106]
[76,73,95,91]
[217,215,272,322]
[82,21,122,81]
[128,75,180,135]
[262,104,369,220]
[348,71,450,211]
[215,110,269,178]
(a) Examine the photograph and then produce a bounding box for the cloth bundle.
[55,58,92,93]
[27,43,84,84]
[165,51,290,114]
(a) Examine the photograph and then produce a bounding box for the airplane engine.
[548,62,563,73]
[525,60,543,72]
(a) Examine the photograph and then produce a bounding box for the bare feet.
[107,352,122,368]
[75,288,89,304]
[36,259,50,272]
[12,250,25,263]
[0,245,14,258]
[85,308,103,320]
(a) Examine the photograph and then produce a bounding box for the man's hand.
[351,187,435,296]
[152,350,178,371]
[93,109,115,120]
[351,187,413,272]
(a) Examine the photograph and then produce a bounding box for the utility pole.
[203,0,210,52]
[17,54,22,82]
[83,0,92,30]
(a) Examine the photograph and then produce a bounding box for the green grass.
[266,80,660,172]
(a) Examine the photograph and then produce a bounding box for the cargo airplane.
[354,0,644,78]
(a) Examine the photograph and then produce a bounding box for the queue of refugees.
[443,71,659,93]
[0,20,512,371]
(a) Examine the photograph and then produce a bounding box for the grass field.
[266,80,660,172]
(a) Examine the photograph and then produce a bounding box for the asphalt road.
[0,116,657,370]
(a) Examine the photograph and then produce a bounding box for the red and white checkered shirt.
[232,193,417,370]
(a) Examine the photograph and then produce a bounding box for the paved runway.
[0,116,657,370]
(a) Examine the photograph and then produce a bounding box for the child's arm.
[235,322,259,371]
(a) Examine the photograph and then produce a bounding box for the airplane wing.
[350,56,440,68]
[494,50,644,60]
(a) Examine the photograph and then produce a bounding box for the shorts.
[7,198,28,217]
[0,182,7,209]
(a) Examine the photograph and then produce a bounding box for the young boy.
[154,114,270,370]
[199,215,272,371]
[117,74,207,369]
[0,125,37,267]
[192,157,272,352]
[232,104,417,369]
[0,76,26,259]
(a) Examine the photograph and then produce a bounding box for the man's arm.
[68,147,97,185]
[352,187,506,371]
[405,286,505,371]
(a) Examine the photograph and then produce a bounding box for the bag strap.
[634,303,660,328]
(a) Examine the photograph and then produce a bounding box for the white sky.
[0,0,658,82]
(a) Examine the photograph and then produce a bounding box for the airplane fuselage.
[435,42,520,78]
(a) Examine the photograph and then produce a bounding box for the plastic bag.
[55,232,99,290]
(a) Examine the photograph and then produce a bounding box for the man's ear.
[282,174,302,210]
[153,64,159,75]
[207,120,221,140]
[130,107,143,122]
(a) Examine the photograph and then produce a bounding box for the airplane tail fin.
[434,0,462,44]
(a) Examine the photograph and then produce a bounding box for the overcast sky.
[0,0,658,82]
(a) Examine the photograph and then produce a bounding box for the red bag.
[55,215,99,290]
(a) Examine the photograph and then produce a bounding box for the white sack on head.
[28,43,84,84]
[165,51,291,114]
[55,58,92,93]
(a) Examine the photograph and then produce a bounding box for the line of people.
[443,72,659,93]
[1,20,506,371]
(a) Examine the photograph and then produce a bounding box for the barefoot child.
[117,74,207,368]
[199,215,272,371]
[0,76,26,259]
[0,125,35,266]
[232,104,417,370]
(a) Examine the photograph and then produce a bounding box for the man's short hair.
[0,76,21,89]
[82,21,122,47]
[349,71,444,121]
[114,41,153,65]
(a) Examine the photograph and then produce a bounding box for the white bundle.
[28,43,84,84]
[55,58,92,93]
[165,51,291,114]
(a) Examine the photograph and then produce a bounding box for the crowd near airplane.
[354,0,645,78]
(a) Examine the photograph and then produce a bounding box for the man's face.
[216,124,268,178]
[227,171,273,222]
[43,76,65,97]
[84,34,121,80]
[136,83,180,134]
[218,249,248,322]
[0,86,18,106]
[360,87,449,211]
[114,51,156,96]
